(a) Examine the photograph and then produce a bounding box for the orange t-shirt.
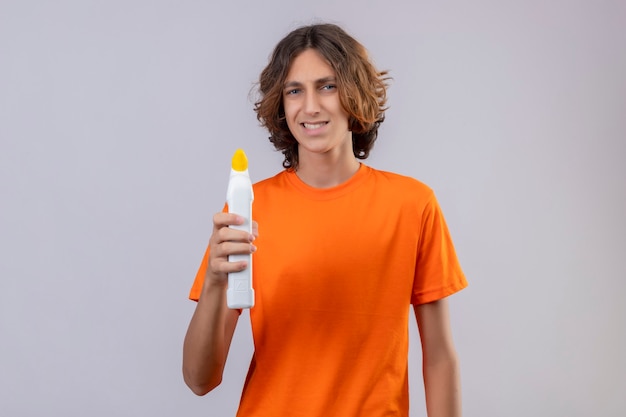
[189,164,467,416]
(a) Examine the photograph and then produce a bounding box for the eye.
[285,88,301,96]
[321,84,337,91]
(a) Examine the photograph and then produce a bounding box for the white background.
[1,0,624,416]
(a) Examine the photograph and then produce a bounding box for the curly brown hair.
[254,24,389,169]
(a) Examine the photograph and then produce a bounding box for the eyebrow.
[283,76,337,89]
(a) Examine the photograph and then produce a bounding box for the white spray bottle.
[226,149,255,309]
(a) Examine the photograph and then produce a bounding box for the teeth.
[303,122,326,129]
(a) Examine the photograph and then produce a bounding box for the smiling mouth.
[302,122,328,129]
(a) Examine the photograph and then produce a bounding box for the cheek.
[336,107,350,128]
[283,103,299,133]
[329,99,349,123]
[283,98,296,116]
[283,108,298,131]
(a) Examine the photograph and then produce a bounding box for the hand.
[206,212,258,286]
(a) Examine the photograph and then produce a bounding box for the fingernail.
[251,244,257,253]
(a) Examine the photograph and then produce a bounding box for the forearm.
[423,353,462,417]
[183,281,231,395]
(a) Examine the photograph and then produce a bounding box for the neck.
[295,151,360,188]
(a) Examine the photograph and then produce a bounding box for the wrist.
[202,273,228,294]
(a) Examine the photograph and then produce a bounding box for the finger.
[214,226,255,245]
[251,220,259,239]
[209,259,248,273]
[209,259,249,275]
[212,212,245,229]
[213,241,257,258]
[213,212,256,244]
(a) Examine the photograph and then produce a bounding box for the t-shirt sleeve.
[411,193,467,305]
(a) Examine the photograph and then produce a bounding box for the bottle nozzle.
[231,149,248,171]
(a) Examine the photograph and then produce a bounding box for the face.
[282,49,352,162]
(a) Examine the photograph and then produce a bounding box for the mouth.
[301,122,328,129]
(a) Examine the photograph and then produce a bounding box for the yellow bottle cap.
[231,149,248,171]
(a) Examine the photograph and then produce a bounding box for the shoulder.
[252,170,289,189]
[366,166,435,199]
[251,170,292,200]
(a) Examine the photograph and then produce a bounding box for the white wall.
[1,0,624,416]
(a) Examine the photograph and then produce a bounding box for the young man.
[183,23,467,417]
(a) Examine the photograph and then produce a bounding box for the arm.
[182,213,257,395]
[414,298,462,417]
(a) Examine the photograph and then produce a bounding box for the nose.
[303,91,320,115]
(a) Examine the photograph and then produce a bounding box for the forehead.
[285,49,336,83]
